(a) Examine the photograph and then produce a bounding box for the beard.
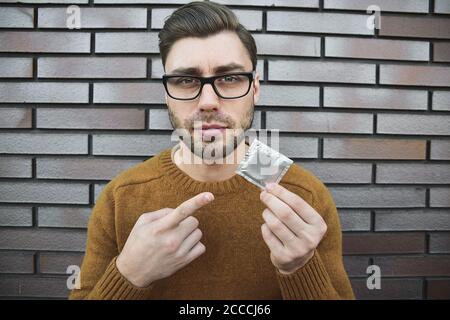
[167,101,254,163]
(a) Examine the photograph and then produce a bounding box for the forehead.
[164,31,253,75]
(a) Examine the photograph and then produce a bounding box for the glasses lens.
[166,76,201,100]
[165,74,251,100]
[214,74,250,99]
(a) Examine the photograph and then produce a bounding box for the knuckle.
[186,216,199,227]
[149,225,162,236]
[164,236,180,252]
[278,210,291,221]
[178,207,187,219]
[303,232,316,247]
[270,219,283,232]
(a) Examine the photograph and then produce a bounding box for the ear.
[253,70,261,105]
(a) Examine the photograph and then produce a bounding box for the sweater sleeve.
[275,180,355,300]
[69,182,154,300]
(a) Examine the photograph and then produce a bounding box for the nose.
[198,83,220,112]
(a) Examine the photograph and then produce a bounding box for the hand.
[116,192,214,288]
[259,183,327,274]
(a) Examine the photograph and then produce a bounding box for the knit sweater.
[69,146,355,300]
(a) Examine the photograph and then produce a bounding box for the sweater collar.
[158,144,253,195]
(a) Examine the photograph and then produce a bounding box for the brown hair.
[158,1,257,71]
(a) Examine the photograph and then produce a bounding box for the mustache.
[184,112,236,129]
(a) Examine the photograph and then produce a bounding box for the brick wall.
[0,0,449,300]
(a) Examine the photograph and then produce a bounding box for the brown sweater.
[69,147,355,300]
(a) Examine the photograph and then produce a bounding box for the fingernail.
[260,191,267,201]
[204,193,214,202]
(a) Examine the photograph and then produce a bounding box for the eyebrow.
[168,63,247,76]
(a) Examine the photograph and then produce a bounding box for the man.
[70,1,354,300]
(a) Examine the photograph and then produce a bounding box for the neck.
[172,139,249,182]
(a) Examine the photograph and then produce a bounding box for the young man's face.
[164,31,260,162]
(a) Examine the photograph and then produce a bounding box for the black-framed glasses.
[162,71,256,101]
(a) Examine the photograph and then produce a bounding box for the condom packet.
[235,138,293,190]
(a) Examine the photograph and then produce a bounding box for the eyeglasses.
[162,71,256,101]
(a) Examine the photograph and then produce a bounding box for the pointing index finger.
[161,192,214,229]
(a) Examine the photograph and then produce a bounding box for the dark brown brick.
[373,256,450,277]
[0,228,86,251]
[323,138,426,160]
[0,276,70,298]
[37,108,146,130]
[380,16,450,39]
[380,65,450,87]
[351,278,423,300]
[427,279,450,299]
[343,232,426,255]
[0,251,34,274]
[434,42,450,62]
[39,252,84,274]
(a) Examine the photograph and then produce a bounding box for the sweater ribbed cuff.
[89,256,153,300]
[275,251,337,300]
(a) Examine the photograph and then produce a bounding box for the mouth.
[201,123,228,130]
[199,123,228,139]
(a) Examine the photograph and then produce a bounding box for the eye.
[176,77,195,84]
[220,75,240,83]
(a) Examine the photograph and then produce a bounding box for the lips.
[201,123,227,130]
[199,123,228,141]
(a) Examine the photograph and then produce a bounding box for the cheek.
[169,102,194,119]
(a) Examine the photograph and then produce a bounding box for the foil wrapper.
[236,138,293,189]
